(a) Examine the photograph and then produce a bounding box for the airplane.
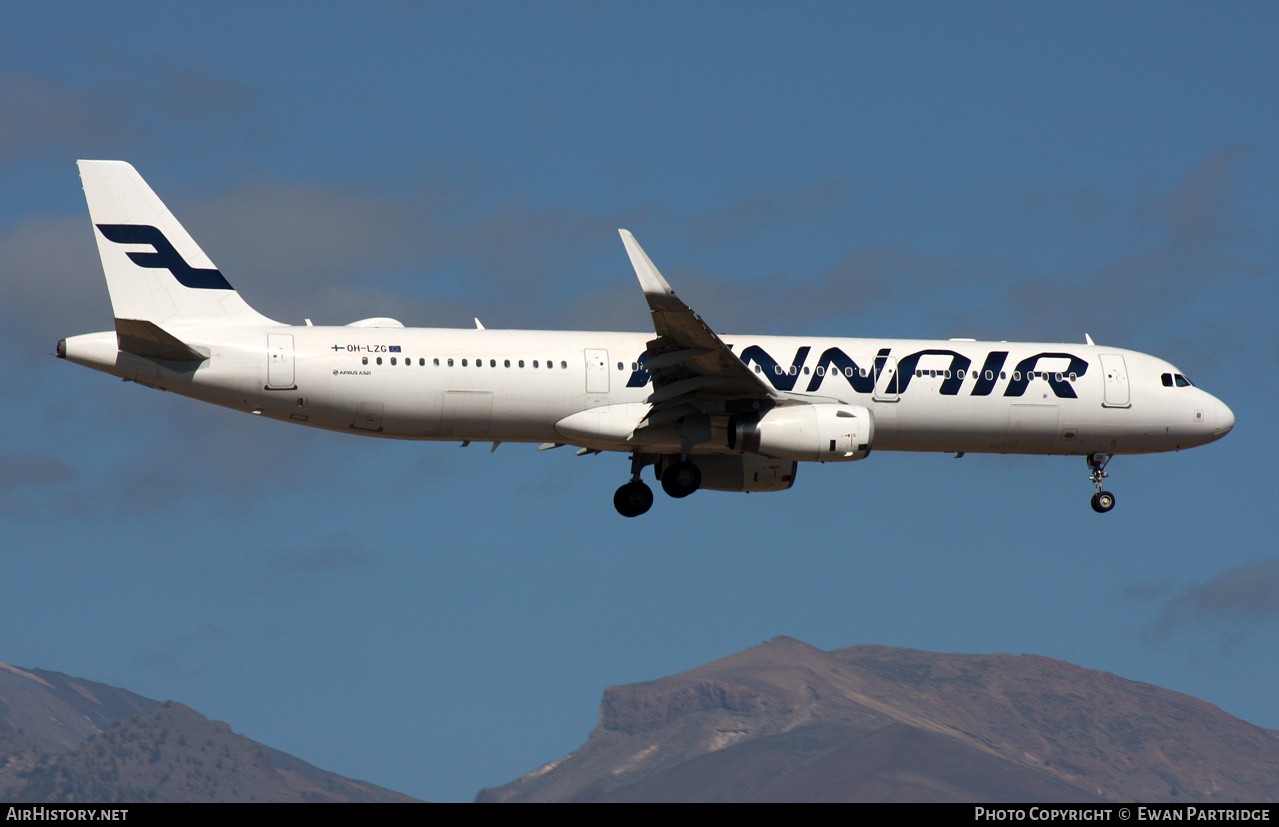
[58,161,1234,517]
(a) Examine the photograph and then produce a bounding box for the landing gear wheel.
[1086,453,1115,513]
[660,460,702,499]
[614,481,654,517]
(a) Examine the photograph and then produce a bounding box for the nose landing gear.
[1087,453,1115,513]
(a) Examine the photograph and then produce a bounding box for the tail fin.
[77,160,278,328]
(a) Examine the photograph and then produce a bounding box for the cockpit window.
[1175,373,1192,387]
[1163,372,1194,388]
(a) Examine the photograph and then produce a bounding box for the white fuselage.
[63,160,1235,515]
[60,324,1234,458]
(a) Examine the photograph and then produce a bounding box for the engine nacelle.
[731,404,874,462]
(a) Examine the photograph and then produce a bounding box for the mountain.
[0,662,416,802]
[477,637,1279,802]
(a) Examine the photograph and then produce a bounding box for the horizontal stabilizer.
[115,318,206,362]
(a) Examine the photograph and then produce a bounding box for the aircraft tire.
[1091,491,1115,513]
[661,461,702,499]
[614,481,654,517]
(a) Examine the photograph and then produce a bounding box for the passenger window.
[533,360,539,368]
[519,360,525,368]
[362,356,368,365]
[376,357,382,365]
[462,359,468,367]
[505,359,511,368]
[560,361,567,369]
[390,357,396,365]
[447,358,454,367]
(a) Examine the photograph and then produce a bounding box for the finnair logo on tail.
[96,224,233,290]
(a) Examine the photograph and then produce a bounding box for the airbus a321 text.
[59,161,1234,517]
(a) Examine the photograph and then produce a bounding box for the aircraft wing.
[618,230,778,429]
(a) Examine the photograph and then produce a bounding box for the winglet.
[618,230,674,297]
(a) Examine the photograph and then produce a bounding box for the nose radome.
[1215,400,1235,436]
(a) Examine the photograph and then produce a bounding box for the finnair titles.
[59,162,1234,517]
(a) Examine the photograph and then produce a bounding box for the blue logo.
[629,344,1090,399]
[96,224,233,291]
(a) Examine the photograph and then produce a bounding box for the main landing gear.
[1087,453,1115,513]
[614,452,655,518]
[614,480,654,518]
[660,460,701,499]
[613,453,703,517]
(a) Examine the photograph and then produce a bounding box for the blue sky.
[1,3,1276,802]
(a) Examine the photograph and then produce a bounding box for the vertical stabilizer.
[77,160,279,328]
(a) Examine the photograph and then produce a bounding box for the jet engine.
[730,404,873,462]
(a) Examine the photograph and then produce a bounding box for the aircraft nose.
[1214,399,1235,437]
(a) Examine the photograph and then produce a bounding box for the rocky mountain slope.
[479,637,1279,802]
[0,662,415,802]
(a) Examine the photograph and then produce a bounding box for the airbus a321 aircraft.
[59,161,1234,517]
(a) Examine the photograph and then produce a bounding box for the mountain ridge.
[479,637,1279,802]
[0,661,416,802]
